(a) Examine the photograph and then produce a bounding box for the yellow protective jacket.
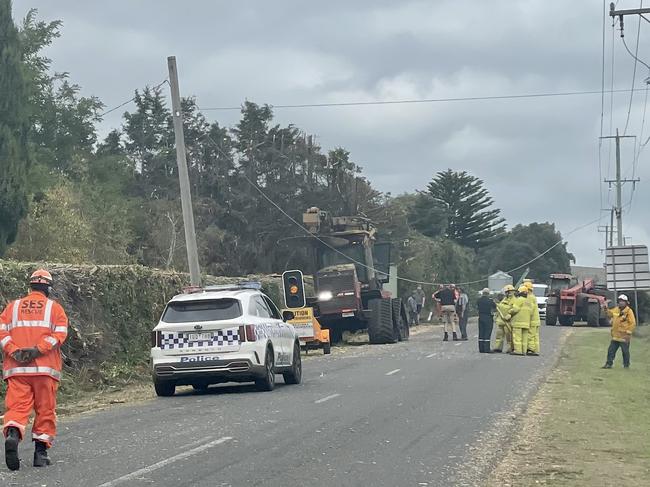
[510,295,532,329]
[608,306,636,342]
[527,294,540,327]
[495,295,515,326]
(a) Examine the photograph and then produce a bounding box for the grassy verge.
[489,327,650,486]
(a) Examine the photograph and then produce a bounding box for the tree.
[425,169,505,248]
[478,222,575,282]
[0,0,30,256]
[407,192,448,239]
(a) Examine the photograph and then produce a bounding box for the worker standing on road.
[0,270,68,471]
[602,294,636,369]
[414,286,426,324]
[524,280,541,356]
[456,287,469,341]
[434,284,459,341]
[510,286,533,356]
[493,285,516,353]
[477,288,496,353]
[407,292,418,326]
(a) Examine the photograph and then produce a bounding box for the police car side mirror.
[282,310,295,322]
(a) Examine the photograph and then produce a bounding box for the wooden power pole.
[167,56,201,286]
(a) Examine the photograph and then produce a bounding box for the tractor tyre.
[599,316,611,327]
[587,302,600,327]
[368,298,396,344]
[545,304,558,326]
[391,299,409,342]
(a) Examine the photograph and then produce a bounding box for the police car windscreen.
[162,299,242,323]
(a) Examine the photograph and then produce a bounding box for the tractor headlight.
[318,291,333,301]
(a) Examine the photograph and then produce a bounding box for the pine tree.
[426,169,505,248]
[0,0,30,256]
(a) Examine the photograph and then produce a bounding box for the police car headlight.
[318,291,334,301]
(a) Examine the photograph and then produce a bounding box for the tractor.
[545,273,611,327]
[299,207,409,344]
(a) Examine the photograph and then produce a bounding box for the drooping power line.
[198,88,646,111]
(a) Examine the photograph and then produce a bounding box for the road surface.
[1,324,567,487]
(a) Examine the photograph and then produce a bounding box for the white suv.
[150,283,302,397]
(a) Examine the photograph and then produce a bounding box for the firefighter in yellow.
[510,285,533,355]
[602,294,636,369]
[493,285,516,353]
[524,280,541,356]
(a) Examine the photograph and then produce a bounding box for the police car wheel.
[192,383,209,392]
[283,342,302,385]
[154,380,176,397]
[255,347,275,392]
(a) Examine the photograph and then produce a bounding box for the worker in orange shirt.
[0,270,68,471]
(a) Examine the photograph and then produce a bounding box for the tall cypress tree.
[0,0,30,256]
[426,169,505,249]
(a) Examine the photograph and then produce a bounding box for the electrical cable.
[98,79,169,118]
[199,129,601,287]
[623,1,643,135]
[622,35,650,72]
[599,0,607,217]
[198,88,645,111]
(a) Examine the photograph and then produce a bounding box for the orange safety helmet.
[29,269,53,286]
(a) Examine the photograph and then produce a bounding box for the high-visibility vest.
[0,291,69,381]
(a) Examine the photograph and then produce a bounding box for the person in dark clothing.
[433,285,459,341]
[477,288,496,353]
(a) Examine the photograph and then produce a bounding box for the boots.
[33,440,51,467]
[443,332,449,341]
[5,427,20,471]
[453,332,460,341]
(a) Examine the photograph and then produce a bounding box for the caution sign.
[285,307,315,339]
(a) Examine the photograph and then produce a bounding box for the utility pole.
[601,130,638,247]
[167,56,201,286]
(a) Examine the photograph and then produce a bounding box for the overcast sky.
[12,0,650,267]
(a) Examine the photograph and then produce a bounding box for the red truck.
[545,274,611,327]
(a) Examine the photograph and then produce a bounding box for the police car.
[150,283,301,397]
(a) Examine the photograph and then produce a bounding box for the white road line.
[315,393,341,404]
[97,436,233,487]
[455,342,463,346]
[426,353,437,358]
[385,368,401,376]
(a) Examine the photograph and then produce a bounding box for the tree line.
[0,6,574,291]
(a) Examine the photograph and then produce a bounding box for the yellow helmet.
[518,285,529,294]
[524,280,534,290]
[503,285,515,293]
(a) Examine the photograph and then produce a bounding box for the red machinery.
[545,274,610,327]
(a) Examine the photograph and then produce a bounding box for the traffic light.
[282,270,306,309]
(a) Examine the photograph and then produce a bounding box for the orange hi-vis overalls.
[0,291,68,447]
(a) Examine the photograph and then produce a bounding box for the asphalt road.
[0,323,567,487]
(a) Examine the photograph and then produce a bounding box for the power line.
[622,35,650,71]
[623,1,643,135]
[599,0,607,216]
[198,87,646,111]
[98,79,169,118]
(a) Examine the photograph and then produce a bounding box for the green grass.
[497,328,650,486]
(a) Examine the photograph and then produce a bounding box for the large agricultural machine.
[300,207,409,344]
[545,274,612,327]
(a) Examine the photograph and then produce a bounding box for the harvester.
[299,207,409,344]
[545,273,611,327]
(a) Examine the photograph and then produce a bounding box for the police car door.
[262,294,294,365]
[251,295,286,366]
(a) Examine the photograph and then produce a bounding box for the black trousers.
[606,340,630,367]
[478,314,494,353]
[459,310,469,339]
